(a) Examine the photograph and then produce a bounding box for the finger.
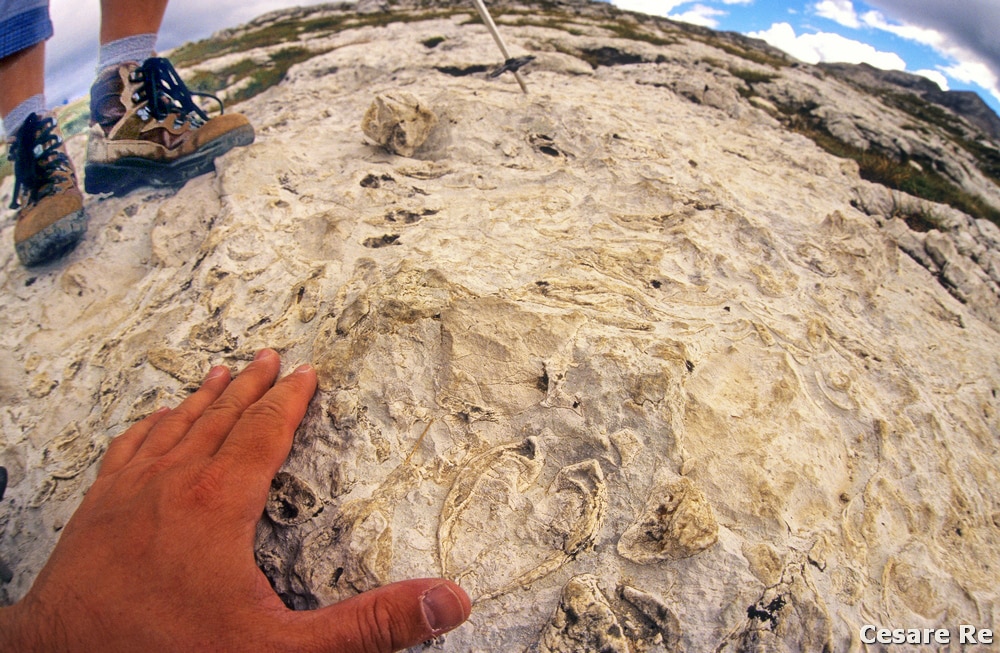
[169,349,285,460]
[210,362,316,496]
[97,407,171,477]
[285,579,471,653]
[131,365,232,460]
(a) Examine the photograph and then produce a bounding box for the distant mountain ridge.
[819,61,1000,139]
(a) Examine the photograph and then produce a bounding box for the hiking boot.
[85,57,255,195]
[7,112,88,266]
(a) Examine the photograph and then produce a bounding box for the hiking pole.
[471,0,528,93]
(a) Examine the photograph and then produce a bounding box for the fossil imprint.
[437,437,608,601]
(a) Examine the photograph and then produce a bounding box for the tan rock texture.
[362,91,440,156]
[2,1,1000,651]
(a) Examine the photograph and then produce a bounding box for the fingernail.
[292,364,314,374]
[421,584,467,634]
[254,349,273,361]
[205,365,229,381]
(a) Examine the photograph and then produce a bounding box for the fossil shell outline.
[533,574,629,653]
[617,475,718,563]
[266,471,324,526]
[438,437,608,601]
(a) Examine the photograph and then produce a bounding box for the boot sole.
[16,208,89,267]
[83,124,255,196]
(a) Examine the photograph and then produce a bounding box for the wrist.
[0,595,66,651]
[0,602,37,649]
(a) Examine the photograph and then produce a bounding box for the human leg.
[2,4,87,266]
[7,112,87,265]
[85,0,255,196]
[1,0,51,132]
[0,41,44,122]
[96,0,164,72]
[98,0,168,45]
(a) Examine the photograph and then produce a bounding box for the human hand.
[0,349,471,652]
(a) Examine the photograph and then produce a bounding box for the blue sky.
[34,0,1000,124]
[607,0,1000,118]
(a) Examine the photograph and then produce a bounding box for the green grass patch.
[694,60,779,98]
[0,158,11,190]
[877,90,1000,187]
[300,9,466,39]
[58,109,91,137]
[879,91,964,137]
[51,98,92,138]
[171,22,303,67]
[692,34,789,68]
[597,21,677,47]
[186,46,318,105]
[172,8,464,69]
[728,67,779,85]
[463,7,677,44]
[893,203,938,233]
[958,137,1000,185]
[782,107,1000,226]
[233,46,315,103]
[504,16,588,36]
[729,67,780,98]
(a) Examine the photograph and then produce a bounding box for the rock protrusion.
[361,91,438,157]
[617,475,719,563]
[532,575,630,653]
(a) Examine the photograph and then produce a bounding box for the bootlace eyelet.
[135,57,224,125]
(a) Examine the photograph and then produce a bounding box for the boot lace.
[8,113,72,210]
[129,57,224,128]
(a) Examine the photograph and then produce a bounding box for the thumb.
[288,579,471,653]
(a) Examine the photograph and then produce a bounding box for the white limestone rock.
[617,475,718,564]
[362,91,439,157]
[2,1,1000,651]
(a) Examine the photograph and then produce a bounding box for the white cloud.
[814,0,860,29]
[610,0,688,17]
[610,0,727,28]
[43,0,339,104]
[671,4,726,28]
[46,0,101,104]
[859,10,945,49]
[941,60,1000,105]
[855,7,1000,105]
[749,22,906,70]
[915,69,948,90]
[863,0,1000,92]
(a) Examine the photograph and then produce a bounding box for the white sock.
[3,94,47,140]
[97,33,157,72]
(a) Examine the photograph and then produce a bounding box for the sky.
[40,0,337,107]
[32,0,1000,122]
[606,0,1000,118]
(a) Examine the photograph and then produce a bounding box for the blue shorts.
[0,0,52,59]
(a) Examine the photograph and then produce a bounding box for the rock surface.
[2,1,1000,651]
[362,91,440,156]
[820,62,1000,139]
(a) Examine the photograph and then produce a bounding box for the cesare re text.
[861,624,993,646]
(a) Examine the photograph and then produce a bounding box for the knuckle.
[184,463,228,507]
[202,392,252,420]
[240,397,288,427]
[102,432,134,459]
[135,455,176,483]
[355,595,413,653]
[151,408,196,431]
